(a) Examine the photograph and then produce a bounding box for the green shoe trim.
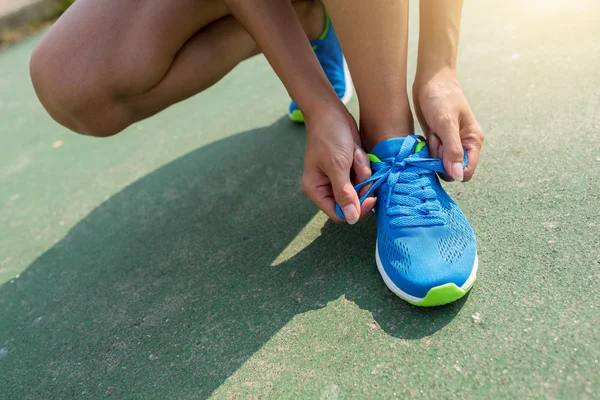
[317,8,331,41]
[403,279,476,307]
[289,110,305,123]
[415,141,427,153]
[368,154,382,163]
[368,141,426,164]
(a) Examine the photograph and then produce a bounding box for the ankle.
[359,108,414,152]
[294,1,326,40]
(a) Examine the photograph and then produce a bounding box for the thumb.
[436,115,465,182]
[325,157,361,224]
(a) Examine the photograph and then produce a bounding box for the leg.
[30,0,325,137]
[320,1,478,307]
[320,0,413,151]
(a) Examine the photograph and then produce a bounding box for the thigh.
[36,0,231,98]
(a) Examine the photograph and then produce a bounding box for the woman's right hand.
[302,106,376,224]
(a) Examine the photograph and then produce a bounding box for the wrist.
[414,65,458,91]
[416,56,456,76]
[302,97,347,127]
[417,0,462,85]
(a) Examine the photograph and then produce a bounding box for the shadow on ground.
[0,118,466,398]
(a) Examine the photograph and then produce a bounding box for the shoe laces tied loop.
[335,135,467,228]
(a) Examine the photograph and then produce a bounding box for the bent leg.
[30,0,325,137]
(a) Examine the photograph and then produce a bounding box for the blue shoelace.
[336,135,466,228]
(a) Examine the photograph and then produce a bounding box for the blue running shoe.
[336,135,478,306]
[288,11,352,123]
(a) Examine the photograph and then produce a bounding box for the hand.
[413,67,484,182]
[302,107,377,224]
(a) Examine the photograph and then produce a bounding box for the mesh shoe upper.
[336,135,477,299]
[289,13,349,117]
[375,166,477,298]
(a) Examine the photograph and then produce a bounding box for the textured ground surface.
[1,0,599,398]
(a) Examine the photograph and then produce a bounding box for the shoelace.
[336,135,466,228]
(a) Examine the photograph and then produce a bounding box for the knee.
[30,42,130,138]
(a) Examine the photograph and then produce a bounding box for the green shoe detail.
[289,110,305,123]
[317,8,331,41]
[368,154,382,163]
[369,140,426,163]
[403,279,475,307]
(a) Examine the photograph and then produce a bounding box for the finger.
[463,144,480,182]
[460,113,484,182]
[351,145,377,217]
[352,146,376,217]
[436,112,465,182]
[436,144,453,182]
[325,155,361,224]
[426,132,451,181]
[427,133,441,159]
[302,173,344,223]
[360,197,377,218]
[352,145,372,198]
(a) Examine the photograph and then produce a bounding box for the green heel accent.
[317,7,331,41]
[289,110,305,123]
[403,279,476,307]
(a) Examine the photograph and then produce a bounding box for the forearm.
[417,0,463,77]
[224,0,340,116]
[413,0,484,182]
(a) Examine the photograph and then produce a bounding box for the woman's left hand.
[413,67,484,182]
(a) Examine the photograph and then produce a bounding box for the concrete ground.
[1,0,599,398]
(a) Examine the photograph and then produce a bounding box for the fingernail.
[451,162,464,182]
[438,145,443,159]
[354,148,368,165]
[342,204,359,225]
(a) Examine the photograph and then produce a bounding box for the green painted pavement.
[1,1,599,398]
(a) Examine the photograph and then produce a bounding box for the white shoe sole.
[375,239,479,306]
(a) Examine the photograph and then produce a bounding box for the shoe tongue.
[370,137,406,160]
[370,136,429,161]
